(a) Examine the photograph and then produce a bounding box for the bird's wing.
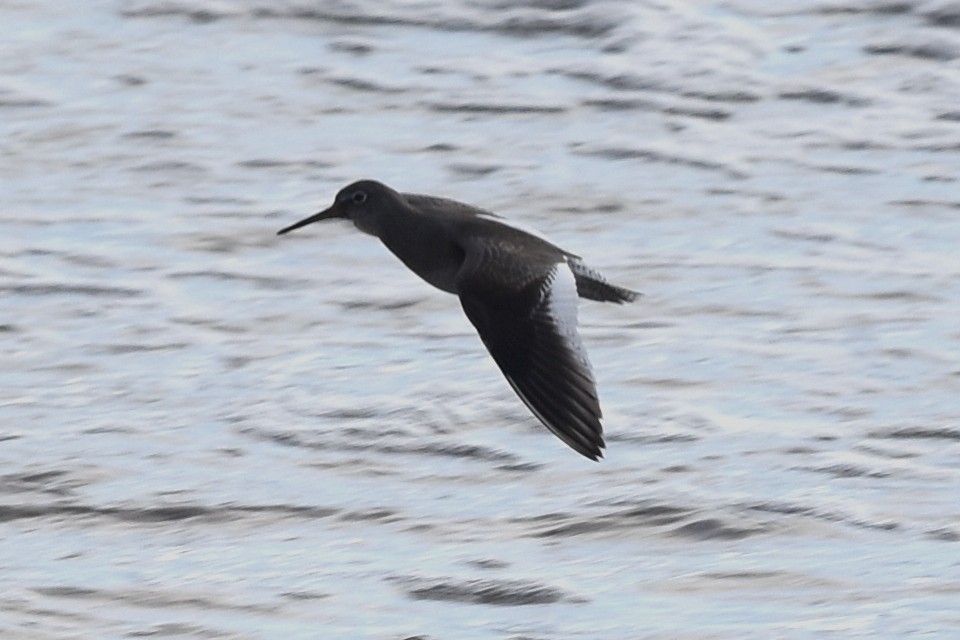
[456,247,604,460]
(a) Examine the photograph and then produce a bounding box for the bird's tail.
[566,257,640,304]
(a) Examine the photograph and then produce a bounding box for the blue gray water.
[2,0,959,637]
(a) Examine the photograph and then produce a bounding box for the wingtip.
[619,289,642,304]
[571,436,605,461]
[586,441,606,461]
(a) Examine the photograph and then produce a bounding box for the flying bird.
[278,180,638,460]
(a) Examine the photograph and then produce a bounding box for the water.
[2,0,959,637]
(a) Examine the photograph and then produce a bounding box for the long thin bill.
[277,207,339,235]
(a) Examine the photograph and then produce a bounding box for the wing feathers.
[505,374,601,457]
[458,258,605,460]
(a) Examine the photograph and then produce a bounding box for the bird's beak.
[276,204,342,235]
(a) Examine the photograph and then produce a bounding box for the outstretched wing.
[457,250,604,460]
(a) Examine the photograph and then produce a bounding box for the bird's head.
[277,179,399,237]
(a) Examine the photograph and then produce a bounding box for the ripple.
[0,283,142,297]
[574,144,749,179]
[241,426,522,464]
[670,518,765,541]
[865,34,960,61]
[396,576,570,606]
[871,426,960,441]
[0,503,341,524]
[426,101,567,114]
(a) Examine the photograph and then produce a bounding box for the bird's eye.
[352,190,367,204]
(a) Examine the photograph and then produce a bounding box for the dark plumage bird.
[277,180,638,460]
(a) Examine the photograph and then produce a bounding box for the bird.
[277,180,638,460]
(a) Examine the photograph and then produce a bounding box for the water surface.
[2,0,959,637]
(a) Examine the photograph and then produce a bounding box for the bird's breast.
[380,230,465,295]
